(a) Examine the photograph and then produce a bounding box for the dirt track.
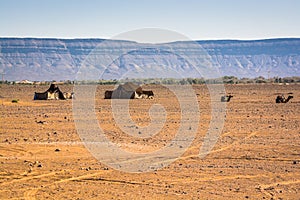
[0,84,299,199]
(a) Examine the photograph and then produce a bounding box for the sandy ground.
[0,84,299,200]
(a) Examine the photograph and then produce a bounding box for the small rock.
[55,148,61,152]
[293,160,297,164]
[37,164,42,168]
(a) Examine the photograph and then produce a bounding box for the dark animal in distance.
[276,95,293,103]
[221,95,233,102]
[104,90,113,99]
[137,90,154,99]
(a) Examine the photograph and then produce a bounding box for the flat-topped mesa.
[1,38,300,81]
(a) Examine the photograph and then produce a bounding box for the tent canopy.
[105,82,154,99]
[117,82,142,93]
[34,84,66,100]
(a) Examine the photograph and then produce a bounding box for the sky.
[0,0,300,41]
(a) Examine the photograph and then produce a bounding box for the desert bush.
[11,99,19,103]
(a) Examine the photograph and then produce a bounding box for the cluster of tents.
[34,82,154,100]
[34,83,295,104]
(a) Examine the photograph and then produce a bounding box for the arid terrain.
[0,83,299,199]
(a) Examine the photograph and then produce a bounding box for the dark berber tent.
[34,84,66,100]
[104,82,154,99]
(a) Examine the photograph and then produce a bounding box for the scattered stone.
[293,160,297,164]
[86,167,92,171]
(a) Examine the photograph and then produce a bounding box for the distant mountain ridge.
[0,38,299,81]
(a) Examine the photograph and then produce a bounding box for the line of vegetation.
[1,76,300,85]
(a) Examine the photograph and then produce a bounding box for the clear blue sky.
[0,0,299,40]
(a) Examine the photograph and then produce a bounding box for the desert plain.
[0,83,299,199]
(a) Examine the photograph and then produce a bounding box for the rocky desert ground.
[0,83,299,199]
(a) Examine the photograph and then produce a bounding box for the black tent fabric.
[104,82,154,99]
[111,82,143,99]
[34,84,66,100]
[46,84,65,100]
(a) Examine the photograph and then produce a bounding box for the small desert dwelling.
[104,82,154,99]
[34,84,73,100]
[276,94,293,103]
[221,95,233,102]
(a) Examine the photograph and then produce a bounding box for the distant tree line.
[1,76,300,85]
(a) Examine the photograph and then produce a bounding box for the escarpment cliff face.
[0,38,299,81]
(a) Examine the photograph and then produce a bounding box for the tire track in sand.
[0,171,59,186]
[23,170,110,200]
[115,131,260,166]
[258,178,300,198]
[167,174,268,184]
[200,131,259,156]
